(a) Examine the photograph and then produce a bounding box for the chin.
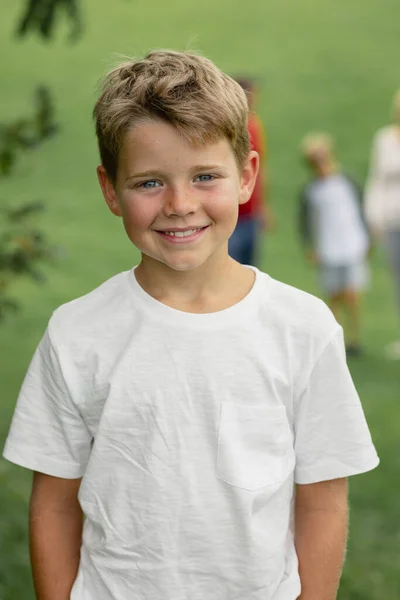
[161,255,210,272]
[164,260,203,272]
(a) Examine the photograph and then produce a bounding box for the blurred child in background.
[365,89,400,360]
[299,133,371,356]
[228,77,273,266]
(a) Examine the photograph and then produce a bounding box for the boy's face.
[97,119,258,273]
[306,146,331,171]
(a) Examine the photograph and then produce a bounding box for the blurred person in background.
[365,90,400,360]
[299,133,371,357]
[228,77,273,266]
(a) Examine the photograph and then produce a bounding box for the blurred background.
[1,0,399,598]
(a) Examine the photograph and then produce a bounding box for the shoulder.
[372,125,394,145]
[48,270,134,345]
[257,273,341,393]
[340,172,361,191]
[299,179,318,201]
[261,273,338,343]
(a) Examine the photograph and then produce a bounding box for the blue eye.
[139,180,160,189]
[196,174,215,182]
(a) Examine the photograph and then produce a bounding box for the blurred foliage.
[0,86,58,176]
[16,0,83,43]
[0,467,31,600]
[0,87,59,323]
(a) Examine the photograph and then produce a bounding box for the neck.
[135,251,255,313]
[135,249,248,307]
[317,161,336,178]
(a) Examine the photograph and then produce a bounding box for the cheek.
[121,196,158,230]
[205,183,240,219]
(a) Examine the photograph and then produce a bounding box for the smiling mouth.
[158,227,206,237]
[155,226,210,242]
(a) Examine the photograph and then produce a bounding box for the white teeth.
[164,228,202,237]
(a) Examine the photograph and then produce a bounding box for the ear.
[97,165,122,217]
[238,151,259,205]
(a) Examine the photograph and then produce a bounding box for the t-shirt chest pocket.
[216,403,294,491]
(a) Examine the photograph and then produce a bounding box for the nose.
[163,184,197,217]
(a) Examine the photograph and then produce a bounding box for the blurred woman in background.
[365,90,400,359]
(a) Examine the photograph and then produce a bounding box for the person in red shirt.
[228,77,272,265]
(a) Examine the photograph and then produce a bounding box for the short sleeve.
[294,327,379,484]
[3,328,92,478]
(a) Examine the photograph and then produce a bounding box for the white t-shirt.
[3,267,379,600]
[364,126,400,232]
[304,174,369,265]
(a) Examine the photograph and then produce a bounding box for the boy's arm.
[30,472,83,600]
[298,187,317,264]
[344,174,373,253]
[294,478,348,600]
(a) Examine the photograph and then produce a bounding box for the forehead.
[118,119,237,171]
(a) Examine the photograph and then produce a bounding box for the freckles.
[123,195,158,227]
[207,187,239,217]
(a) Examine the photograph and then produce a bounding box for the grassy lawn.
[1,0,400,598]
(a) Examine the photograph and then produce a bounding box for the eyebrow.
[125,165,227,181]
[125,170,163,181]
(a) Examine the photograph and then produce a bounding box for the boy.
[3,52,379,600]
[299,133,371,357]
[228,77,273,266]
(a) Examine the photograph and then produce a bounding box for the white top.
[3,267,379,600]
[364,126,400,232]
[304,174,369,265]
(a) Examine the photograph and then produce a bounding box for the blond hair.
[93,50,250,181]
[300,132,334,159]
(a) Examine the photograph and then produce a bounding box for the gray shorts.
[319,262,369,295]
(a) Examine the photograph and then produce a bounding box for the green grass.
[1,0,400,598]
